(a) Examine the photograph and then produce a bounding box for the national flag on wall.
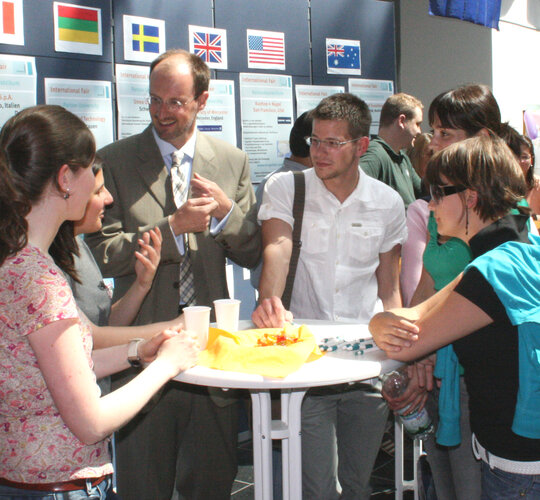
[0,0,23,45]
[132,24,159,53]
[189,25,227,70]
[123,15,165,63]
[429,0,502,29]
[326,38,361,75]
[247,29,285,70]
[53,2,102,55]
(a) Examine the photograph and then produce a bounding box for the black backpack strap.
[281,171,305,311]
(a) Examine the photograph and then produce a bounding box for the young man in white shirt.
[253,93,407,499]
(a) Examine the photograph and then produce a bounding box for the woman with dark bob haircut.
[370,135,540,499]
[0,105,197,499]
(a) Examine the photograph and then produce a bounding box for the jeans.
[423,380,481,500]
[481,462,540,499]
[0,477,114,500]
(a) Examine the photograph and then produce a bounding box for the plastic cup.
[213,299,241,332]
[183,306,211,349]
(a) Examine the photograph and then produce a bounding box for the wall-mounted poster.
[326,38,360,75]
[348,78,394,136]
[197,79,236,146]
[53,2,102,56]
[123,14,165,63]
[189,25,227,70]
[45,77,113,149]
[115,63,150,139]
[0,53,35,127]
[0,0,24,46]
[295,84,344,116]
[240,72,293,182]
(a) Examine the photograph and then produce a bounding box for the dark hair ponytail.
[0,151,30,263]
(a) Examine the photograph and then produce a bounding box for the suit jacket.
[86,125,260,327]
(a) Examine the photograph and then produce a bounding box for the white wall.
[397,0,493,129]
[398,0,540,137]
[492,0,540,130]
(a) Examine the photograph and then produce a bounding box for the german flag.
[57,4,98,44]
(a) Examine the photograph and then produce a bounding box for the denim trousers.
[0,477,114,500]
[481,462,540,499]
[423,379,481,500]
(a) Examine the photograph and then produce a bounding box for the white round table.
[174,320,401,500]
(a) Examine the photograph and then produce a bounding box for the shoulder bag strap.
[281,171,305,311]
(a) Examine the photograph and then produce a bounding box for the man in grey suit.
[86,49,260,500]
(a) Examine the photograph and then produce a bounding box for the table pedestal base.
[250,389,306,500]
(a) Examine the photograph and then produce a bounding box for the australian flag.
[193,30,222,64]
[327,40,360,75]
[429,0,502,29]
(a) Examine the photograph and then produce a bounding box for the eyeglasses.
[306,136,360,150]
[429,184,467,203]
[149,95,196,111]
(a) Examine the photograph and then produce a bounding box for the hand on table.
[139,327,199,376]
[252,296,294,328]
[369,311,419,353]
[191,173,232,221]
[169,197,219,235]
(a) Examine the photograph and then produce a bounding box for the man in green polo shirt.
[360,93,423,208]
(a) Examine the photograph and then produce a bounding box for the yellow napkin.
[198,324,323,378]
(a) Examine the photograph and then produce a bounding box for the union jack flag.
[327,44,344,58]
[193,31,222,64]
[189,25,227,69]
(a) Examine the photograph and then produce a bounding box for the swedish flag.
[132,23,160,53]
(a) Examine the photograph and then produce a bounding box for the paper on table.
[197,325,323,378]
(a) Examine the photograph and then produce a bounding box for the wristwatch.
[127,338,144,368]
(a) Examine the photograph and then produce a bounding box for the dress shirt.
[152,128,232,253]
[259,167,407,323]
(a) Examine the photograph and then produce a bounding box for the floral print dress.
[0,245,113,483]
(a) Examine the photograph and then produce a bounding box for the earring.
[465,206,469,235]
[63,188,70,200]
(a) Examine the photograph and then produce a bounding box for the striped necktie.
[170,150,195,305]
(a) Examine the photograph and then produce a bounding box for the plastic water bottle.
[381,369,434,440]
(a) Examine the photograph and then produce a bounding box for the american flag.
[193,30,222,64]
[248,32,285,67]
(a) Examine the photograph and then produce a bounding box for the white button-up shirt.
[259,168,407,323]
